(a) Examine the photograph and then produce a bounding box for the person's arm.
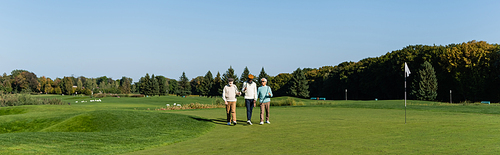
[268,86,273,98]
[257,87,262,103]
[222,86,227,104]
[253,84,258,100]
[236,85,241,96]
[241,82,247,92]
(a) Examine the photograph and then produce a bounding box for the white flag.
[404,62,411,77]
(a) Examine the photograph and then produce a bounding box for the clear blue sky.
[1,0,499,82]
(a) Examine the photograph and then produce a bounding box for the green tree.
[140,73,151,95]
[62,77,74,95]
[84,78,93,90]
[258,67,270,86]
[200,71,213,97]
[411,61,438,101]
[169,79,178,95]
[119,77,132,94]
[240,67,252,87]
[178,72,191,96]
[269,73,292,96]
[156,75,168,96]
[54,87,62,94]
[222,66,238,87]
[289,68,310,98]
[210,72,223,97]
[190,76,204,95]
[151,74,160,96]
[77,78,83,89]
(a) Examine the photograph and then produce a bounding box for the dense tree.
[210,72,223,97]
[140,74,151,95]
[269,73,292,96]
[151,74,160,96]
[168,79,179,95]
[190,76,204,95]
[439,41,497,101]
[257,67,270,86]
[288,68,310,98]
[155,75,168,96]
[11,71,39,92]
[222,66,238,87]
[199,71,213,97]
[119,77,132,94]
[411,61,438,101]
[178,72,191,96]
[62,77,74,95]
[77,78,83,89]
[240,67,252,87]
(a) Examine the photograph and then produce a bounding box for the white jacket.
[241,81,258,100]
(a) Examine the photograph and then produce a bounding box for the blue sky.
[1,0,499,82]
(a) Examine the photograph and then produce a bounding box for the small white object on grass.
[176,104,181,107]
[75,101,78,103]
[166,104,170,106]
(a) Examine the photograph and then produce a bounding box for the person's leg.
[245,99,252,121]
[260,102,265,123]
[226,102,231,123]
[230,101,237,122]
[265,102,270,122]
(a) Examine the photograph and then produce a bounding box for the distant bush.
[269,98,305,106]
[0,93,64,107]
[129,94,144,97]
[93,93,106,98]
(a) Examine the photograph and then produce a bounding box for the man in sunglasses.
[257,78,273,125]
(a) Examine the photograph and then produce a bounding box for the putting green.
[128,106,500,154]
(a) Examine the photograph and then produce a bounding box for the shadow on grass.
[189,116,252,126]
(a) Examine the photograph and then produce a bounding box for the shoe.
[233,121,237,125]
[259,122,264,125]
[266,121,271,124]
[227,122,231,125]
[247,120,252,125]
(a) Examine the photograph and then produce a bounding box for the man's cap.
[248,74,254,79]
[228,78,234,82]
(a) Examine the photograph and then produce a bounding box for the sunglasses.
[261,81,266,82]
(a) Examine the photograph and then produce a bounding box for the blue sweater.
[257,86,273,103]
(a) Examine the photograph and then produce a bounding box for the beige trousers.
[260,102,270,122]
[226,101,236,122]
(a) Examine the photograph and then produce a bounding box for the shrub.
[269,98,305,106]
[0,93,64,107]
[93,93,106,98]
[129,94,145,97]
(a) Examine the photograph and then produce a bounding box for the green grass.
[128,107,500,154]
[0,105,214,154]
[2,95,500,154]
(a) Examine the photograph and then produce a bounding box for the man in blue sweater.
[257,78,273,125]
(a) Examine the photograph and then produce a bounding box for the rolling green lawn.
[128,107,500,154]
[2,95,500,154]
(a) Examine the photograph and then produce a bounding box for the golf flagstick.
[404,62,411,124]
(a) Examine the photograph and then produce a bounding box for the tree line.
[1,40,498,102]
[0,70,134,95]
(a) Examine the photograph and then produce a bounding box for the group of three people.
[222,74,273,125]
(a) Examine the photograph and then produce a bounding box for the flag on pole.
[404,62,410,124]
[404,62,411,77]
